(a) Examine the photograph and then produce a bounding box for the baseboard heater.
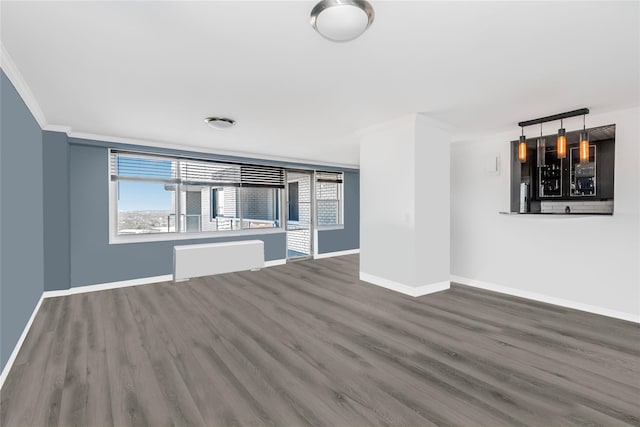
[173,240,265,281]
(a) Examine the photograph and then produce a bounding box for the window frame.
[109,150,286,244]
[315,172,344,230]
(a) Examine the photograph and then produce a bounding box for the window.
[316,171,343,226]
[242,187,280,229]
[110,150,285,238]
[117,181,176,234]
[288,182,299,222]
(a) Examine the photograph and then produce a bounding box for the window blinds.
[110,151,285,188]
[316,171,343,183]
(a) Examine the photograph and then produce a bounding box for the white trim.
[313,229,319,257]
[0,44,47,128]
[0,295,44,391]
[0,43,358,170]
[44,260,287,297]
[317,224,345,231]
[42,124,72,133]
[110,227,285,245]
[314,248,360,259]
[359,272,450,297]
[264,259,287,267]
[43,275,173,298]
[69,131,359,170]
[450,275,640,324]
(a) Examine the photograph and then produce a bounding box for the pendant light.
[579,114,590,163]
[536,123,546,167]
[557,119,567,159]
[518,127,527,163]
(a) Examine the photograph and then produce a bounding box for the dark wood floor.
[2,255,639,426]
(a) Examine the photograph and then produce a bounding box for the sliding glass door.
[286,170,313,259]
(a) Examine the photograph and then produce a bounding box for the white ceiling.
[2,1,639,166]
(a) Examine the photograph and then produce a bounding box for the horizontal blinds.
[110,150,284,188]
[109,151,178,182]
[316,171,343,183]
[241,165,285,188]
[181,159,240,186]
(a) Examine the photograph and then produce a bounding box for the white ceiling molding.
[1,43,47,129]
[67,130,359,169]
[3,2,636,166]
[1,42,357,169]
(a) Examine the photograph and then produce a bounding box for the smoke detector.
[204,117,236,129]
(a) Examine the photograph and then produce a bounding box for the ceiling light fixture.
[557,119,567,159]
[517,107,589,164]
[537,123,546,167]
[310,0,375,42]
[579,114,590,163]
[204,117,236,130]
[518,127,527,163]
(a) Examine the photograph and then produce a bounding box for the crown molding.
[354,113,417,138]
[1,43,358,170]
[0,43,47,128]
[42,124,73,133]
[67,130,359,169]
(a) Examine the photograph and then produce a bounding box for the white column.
[359,114,450,297]
[414,114,451,291]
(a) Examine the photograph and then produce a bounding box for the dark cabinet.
[510,124,615,214]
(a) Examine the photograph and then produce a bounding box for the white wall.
[360,114,451,294]
[360,115,417,287]
[451,106,640,320]
[415,114,450,287]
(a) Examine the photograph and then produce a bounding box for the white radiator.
[173,240,264,281]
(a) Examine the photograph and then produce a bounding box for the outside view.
[115,154,340,235]
[116,156,174,234]
[118,181,174,234]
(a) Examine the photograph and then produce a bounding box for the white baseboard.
[450,275,640,323]
[44,259,288,299]
[264,259,287,268]
[0,295,44,391]
[43,274,174,299]
[314,249,360,259]
[359,272,450,297]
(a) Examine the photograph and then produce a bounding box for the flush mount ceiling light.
[310,0,375,42]
[204,117,236,130]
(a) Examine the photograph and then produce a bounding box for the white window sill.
[110,227,285,245]
[317,225,345,231]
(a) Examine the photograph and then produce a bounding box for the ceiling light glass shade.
[557,127,567,159]
[204,117,236,129]
[310,0,375,42]
[580,131,590,163]
[518,136,527,163]
[536,137,546,167]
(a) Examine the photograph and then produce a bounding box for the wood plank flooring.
[2,254,639,426]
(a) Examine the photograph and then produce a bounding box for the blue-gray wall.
[0,70,44,371]
[0,67,360,372]
[317,171,359,254]
[43,131,70,291]
[66,138,360,287]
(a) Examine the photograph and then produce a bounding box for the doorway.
[286,170,313,260]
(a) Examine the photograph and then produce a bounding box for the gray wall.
[66,139,359,287]
[0,69,358,374]
[69,143,288,287]
[43,131,70,291]
[0,70,44,371]
[317,171,360,254]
